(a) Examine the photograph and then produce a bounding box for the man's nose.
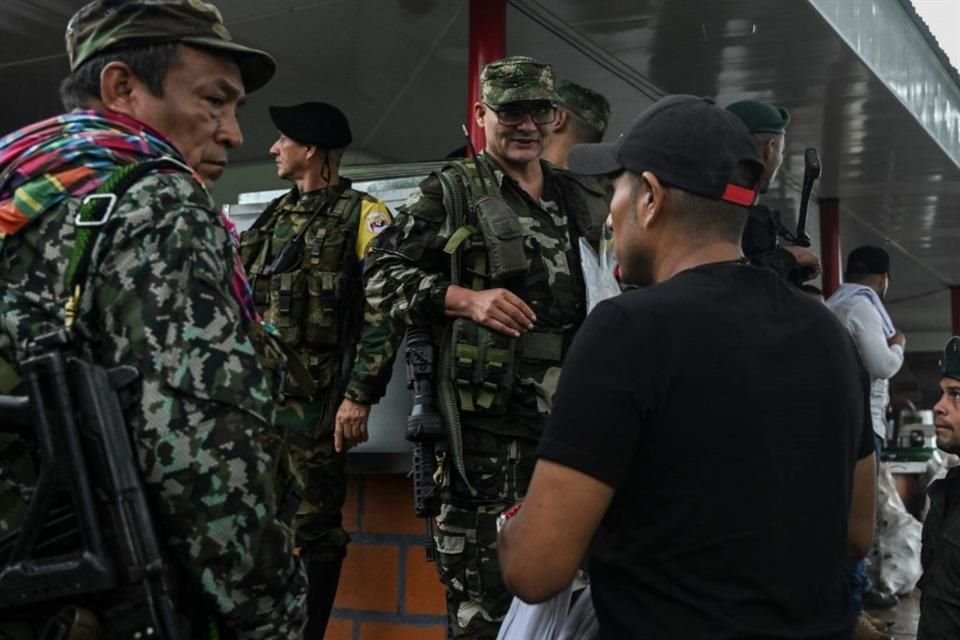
[217,109,243,149]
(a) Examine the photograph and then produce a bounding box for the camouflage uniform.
[0,168,306,637]
[365,57,594,640]
[239,182,400,557]
[550,80,613,247]
[0,2,305,636]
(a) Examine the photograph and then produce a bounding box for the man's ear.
[762,136,778,166]
[474,102,486,130]
[636,171,668,229]
[551,108,568,134]
[98,61,141,116]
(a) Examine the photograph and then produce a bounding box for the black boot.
[303,555,343,639]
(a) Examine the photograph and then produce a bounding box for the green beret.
[943,337,960,382]
[481,56,555,107]
[66,0,276,93]
[555,79,611,136]
[726,100,790,134]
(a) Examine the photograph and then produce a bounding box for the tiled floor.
[868,590,920,639]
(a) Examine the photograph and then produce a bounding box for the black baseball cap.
[567,95,764,207]
[269,102,352,149]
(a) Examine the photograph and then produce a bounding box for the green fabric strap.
[443,225,477,255]
[64,159,184,298]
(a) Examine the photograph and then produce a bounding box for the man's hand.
[887,330,906,348]
[783,245,821,280]
[445,284,535,337]
[334,398,371,453]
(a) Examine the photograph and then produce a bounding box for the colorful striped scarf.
[0,109,260,326]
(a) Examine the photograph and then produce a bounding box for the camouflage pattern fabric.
[364,153,591,637]
[66,0,275,92]
[239,185,399,557]
[435,430,537,639]
[480,56,556,107]
[554,79,611,137]
[0,171,306,636]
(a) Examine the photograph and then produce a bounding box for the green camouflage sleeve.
[343,197,403,404]
[89,173,306,638]
[344,300,402,404]
[364,174,453,327]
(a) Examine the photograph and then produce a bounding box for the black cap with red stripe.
[567,95,763,208]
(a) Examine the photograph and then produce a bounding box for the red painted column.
[819,198,841,298]
[466,0,506,152]
[951,287,960,337]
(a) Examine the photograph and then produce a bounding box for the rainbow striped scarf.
[0,109,260,326]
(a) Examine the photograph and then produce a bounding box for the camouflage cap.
[555,79,611,136]
[943,337,960,382]
[480,56,555,107]
[66,0,276,93]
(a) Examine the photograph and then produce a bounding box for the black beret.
[268,102,352,149]
[846,245,890,275]
[726,100,790,134]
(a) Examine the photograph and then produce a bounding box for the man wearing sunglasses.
[365,55,597,639]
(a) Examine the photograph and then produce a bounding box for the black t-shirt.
[538,262,873,640]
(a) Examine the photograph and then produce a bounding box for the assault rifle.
[0,329,182,639]
[404,328,445,561]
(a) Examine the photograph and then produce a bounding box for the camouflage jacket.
[364,154,591,434]
[547,164,612,250]
[919,466,960,638]
[239,183,400,413]
[0,168,306,637]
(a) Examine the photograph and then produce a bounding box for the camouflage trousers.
[434,428,538,640]
[274,398,349,561]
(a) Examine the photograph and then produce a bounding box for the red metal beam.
[951,287,960,337]
[467,0,506,152]
[819,198,841,298]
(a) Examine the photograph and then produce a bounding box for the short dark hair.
[59,42,181,110]
[627,172,746,242]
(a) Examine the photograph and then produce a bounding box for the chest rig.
[240,186,362,395]
[437,159,579,416]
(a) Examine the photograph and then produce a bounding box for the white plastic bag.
[871,466,923,595]
[496,584,598,640]
[578,236,620,314]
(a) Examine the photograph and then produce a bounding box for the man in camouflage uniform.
[919,337,960,638]
[543,78,611,168]
[543,79,613,249]
[365,56,594,639]
[239,101,400,638]
[0,1,306,637]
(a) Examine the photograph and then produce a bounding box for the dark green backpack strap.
[64,158,191,327]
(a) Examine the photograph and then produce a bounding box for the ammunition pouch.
[451,318,517,414]
[240,188,363,399]
[474,196,526,281]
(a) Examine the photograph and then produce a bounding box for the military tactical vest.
[239,185,362,397]
[438,159,587,416]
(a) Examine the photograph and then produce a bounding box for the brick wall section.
[328,474,447,639]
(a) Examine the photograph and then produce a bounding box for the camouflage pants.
[434,429,538,640]
[274,398,349,560]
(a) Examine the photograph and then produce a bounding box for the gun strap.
[63,158,191,327]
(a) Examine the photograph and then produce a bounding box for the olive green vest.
[239,186,362,397]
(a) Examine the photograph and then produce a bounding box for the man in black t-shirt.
[497,95,876,639]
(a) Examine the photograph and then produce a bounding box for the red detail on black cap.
[721,183,757,206]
